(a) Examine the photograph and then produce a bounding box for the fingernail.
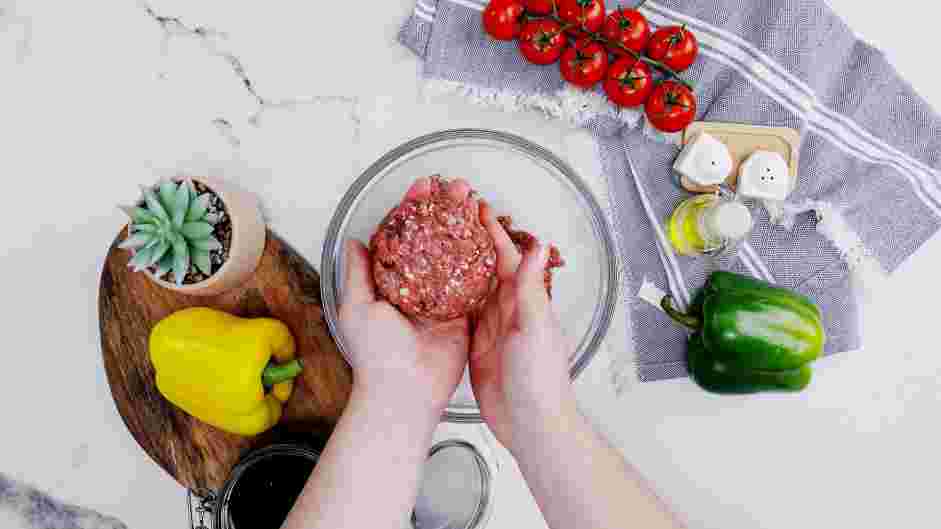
[531,240,547,260]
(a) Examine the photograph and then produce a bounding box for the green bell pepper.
[686,334,814,394]
[662,271,826,394]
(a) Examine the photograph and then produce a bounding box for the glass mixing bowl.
[321,129,618,422]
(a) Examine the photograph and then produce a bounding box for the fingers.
[446,178,472,203]
[404,176,433,202]
[480,200,521,280]
[341,239,376,306]
[516,242,550,328]
[406,176,472,203]
[449,178,484,226]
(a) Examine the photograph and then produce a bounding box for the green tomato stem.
[529,12,695,91]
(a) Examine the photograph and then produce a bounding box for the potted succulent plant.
[119,176,266,296]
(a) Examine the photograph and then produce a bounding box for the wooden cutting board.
[682,122,800,192]
[99,230,352,495]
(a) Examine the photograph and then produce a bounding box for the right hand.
[470,201,576,452]
[338,178,476,422]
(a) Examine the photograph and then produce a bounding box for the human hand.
[338,179,475,420]
[469,201,576,452]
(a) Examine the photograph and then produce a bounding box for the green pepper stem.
[661,295,702,331]
[262,359,304,387]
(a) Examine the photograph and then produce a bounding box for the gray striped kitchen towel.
[399,0,941,383]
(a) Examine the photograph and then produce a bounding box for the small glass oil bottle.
[667,194,753,256]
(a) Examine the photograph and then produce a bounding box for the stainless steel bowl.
[321,129,618,422]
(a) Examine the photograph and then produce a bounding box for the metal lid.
[706,201,753,241]
[413,440,493,529]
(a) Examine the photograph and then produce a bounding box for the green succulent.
[119,179,222,286]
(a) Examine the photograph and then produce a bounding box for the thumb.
[341,239,376,307]
[516,242,550,328]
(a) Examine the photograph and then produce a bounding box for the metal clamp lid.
[187,490,215,529]
[413,439,493,529]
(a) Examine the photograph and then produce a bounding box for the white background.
[1,0,939,528]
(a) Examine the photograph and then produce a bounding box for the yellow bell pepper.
[149,307,303,436]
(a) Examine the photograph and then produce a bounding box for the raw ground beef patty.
[370,177,497,320]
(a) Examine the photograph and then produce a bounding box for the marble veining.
[138,0,361,145]
[1,1,32,64]
[211,117,241,148]
[0,473,126,529]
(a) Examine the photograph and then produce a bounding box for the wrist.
[511,407,588,474]
[351,378,444,430]
[506,388,580,457]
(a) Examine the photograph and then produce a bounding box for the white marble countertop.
[3,0,940,527]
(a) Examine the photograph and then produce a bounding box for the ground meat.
[370,177,497,321]
[497,216,565,296]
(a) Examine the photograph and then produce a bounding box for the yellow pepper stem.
[262,359,304,388]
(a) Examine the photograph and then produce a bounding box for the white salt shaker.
[737,150,793,202]
[673,132,735,191]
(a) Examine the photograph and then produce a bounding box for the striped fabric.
[399,0,940,382]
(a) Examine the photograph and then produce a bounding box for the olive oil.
[667,194,753,256]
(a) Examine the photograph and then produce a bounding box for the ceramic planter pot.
[137,176,266,296]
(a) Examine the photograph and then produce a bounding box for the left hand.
[337,179,473,419]
[468,201,575,451]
